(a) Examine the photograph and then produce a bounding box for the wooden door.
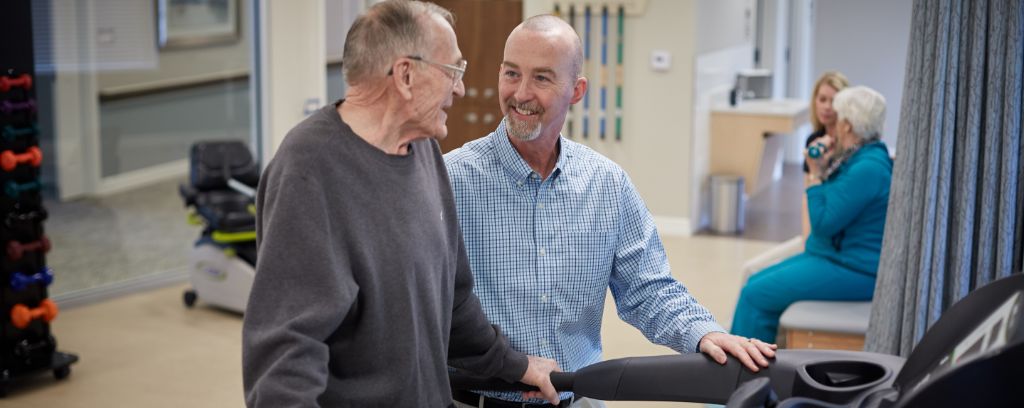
[430,0,522,153]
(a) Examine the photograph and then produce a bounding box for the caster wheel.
[183,290,197,308]
[53,366,71,380]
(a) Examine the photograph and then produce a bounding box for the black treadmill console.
[906,290,1022,393]
[891,288,1024,407]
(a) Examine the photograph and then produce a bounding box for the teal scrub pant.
[730,253,876,343]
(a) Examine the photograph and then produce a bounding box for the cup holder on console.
[793,360,892,404]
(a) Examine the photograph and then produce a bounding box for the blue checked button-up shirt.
[444,123,725,402]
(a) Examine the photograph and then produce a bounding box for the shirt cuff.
[684,320,728,354]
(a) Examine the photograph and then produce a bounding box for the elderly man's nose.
[453,77,466,97]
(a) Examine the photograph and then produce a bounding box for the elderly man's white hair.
[833,86,887,141]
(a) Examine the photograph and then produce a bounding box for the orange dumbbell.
[10,299,58,329]
[0,146,42,172]
[0,74,32,92]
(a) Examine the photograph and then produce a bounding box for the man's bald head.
[508,15,583,79]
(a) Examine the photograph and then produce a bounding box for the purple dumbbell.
[0,99,36,114]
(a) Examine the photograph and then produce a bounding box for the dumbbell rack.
[0,0,78,397]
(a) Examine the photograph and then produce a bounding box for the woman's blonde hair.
[810,71,850,132]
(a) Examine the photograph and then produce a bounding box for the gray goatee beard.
[503,115,542,141]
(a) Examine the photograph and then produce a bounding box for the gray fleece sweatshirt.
[242,102,527,407]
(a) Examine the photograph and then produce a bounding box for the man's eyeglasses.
[388,55,467,87]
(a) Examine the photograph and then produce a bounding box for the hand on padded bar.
[699,332,777,373]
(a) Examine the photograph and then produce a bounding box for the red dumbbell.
[7,235,52,261]
[0,146,43,172]
[0,74,32,92]
[10,299,59,329]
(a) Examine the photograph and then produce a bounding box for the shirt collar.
[491,119,570,183]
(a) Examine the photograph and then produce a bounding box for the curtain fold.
[866,0,1024,357]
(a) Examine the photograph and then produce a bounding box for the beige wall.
[525,0,699,226]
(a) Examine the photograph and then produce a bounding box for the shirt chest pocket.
[556,223,616,274]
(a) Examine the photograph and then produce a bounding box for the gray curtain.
[866,0,1024,357]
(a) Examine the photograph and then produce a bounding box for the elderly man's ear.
[391,60,415,100]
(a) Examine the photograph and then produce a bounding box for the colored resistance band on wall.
[616,5,624,141]
[600,6,608,140]
[583,5,591,139]
[554,1,627,142]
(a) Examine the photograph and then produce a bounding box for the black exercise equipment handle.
[449,371,575,392]
[451,353,750,404]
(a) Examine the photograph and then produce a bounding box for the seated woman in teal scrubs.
[731,86,893,343]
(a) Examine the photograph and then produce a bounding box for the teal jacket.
[805,141,892,275]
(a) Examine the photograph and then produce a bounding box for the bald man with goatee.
[445,15,777,408]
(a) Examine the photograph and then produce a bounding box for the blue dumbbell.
[808,142,828,159]
[5,180,40,198]
[1,124,38,141]
[10,267,54,292]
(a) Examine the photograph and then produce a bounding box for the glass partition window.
[34,0,252,194]
[29,0,254,296]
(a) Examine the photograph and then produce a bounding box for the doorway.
[429,0,523,153]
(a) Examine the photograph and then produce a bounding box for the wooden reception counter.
[710,99,809,196]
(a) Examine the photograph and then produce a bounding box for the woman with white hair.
[731,86,893,343]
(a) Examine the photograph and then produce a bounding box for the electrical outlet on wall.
[650,50,671,72]
[303,98,321,116]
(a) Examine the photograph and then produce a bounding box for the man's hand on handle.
[519,355,561,405]
[699,332,778,373]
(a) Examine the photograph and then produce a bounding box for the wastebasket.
[710,175,745,234]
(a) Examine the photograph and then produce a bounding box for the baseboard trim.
[53,267,190,309]
[653,216,693,237]
[96,159,189,197]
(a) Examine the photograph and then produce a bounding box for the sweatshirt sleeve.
[242,165,358,407]
[807,159,889,237]
[446,231,528,383]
